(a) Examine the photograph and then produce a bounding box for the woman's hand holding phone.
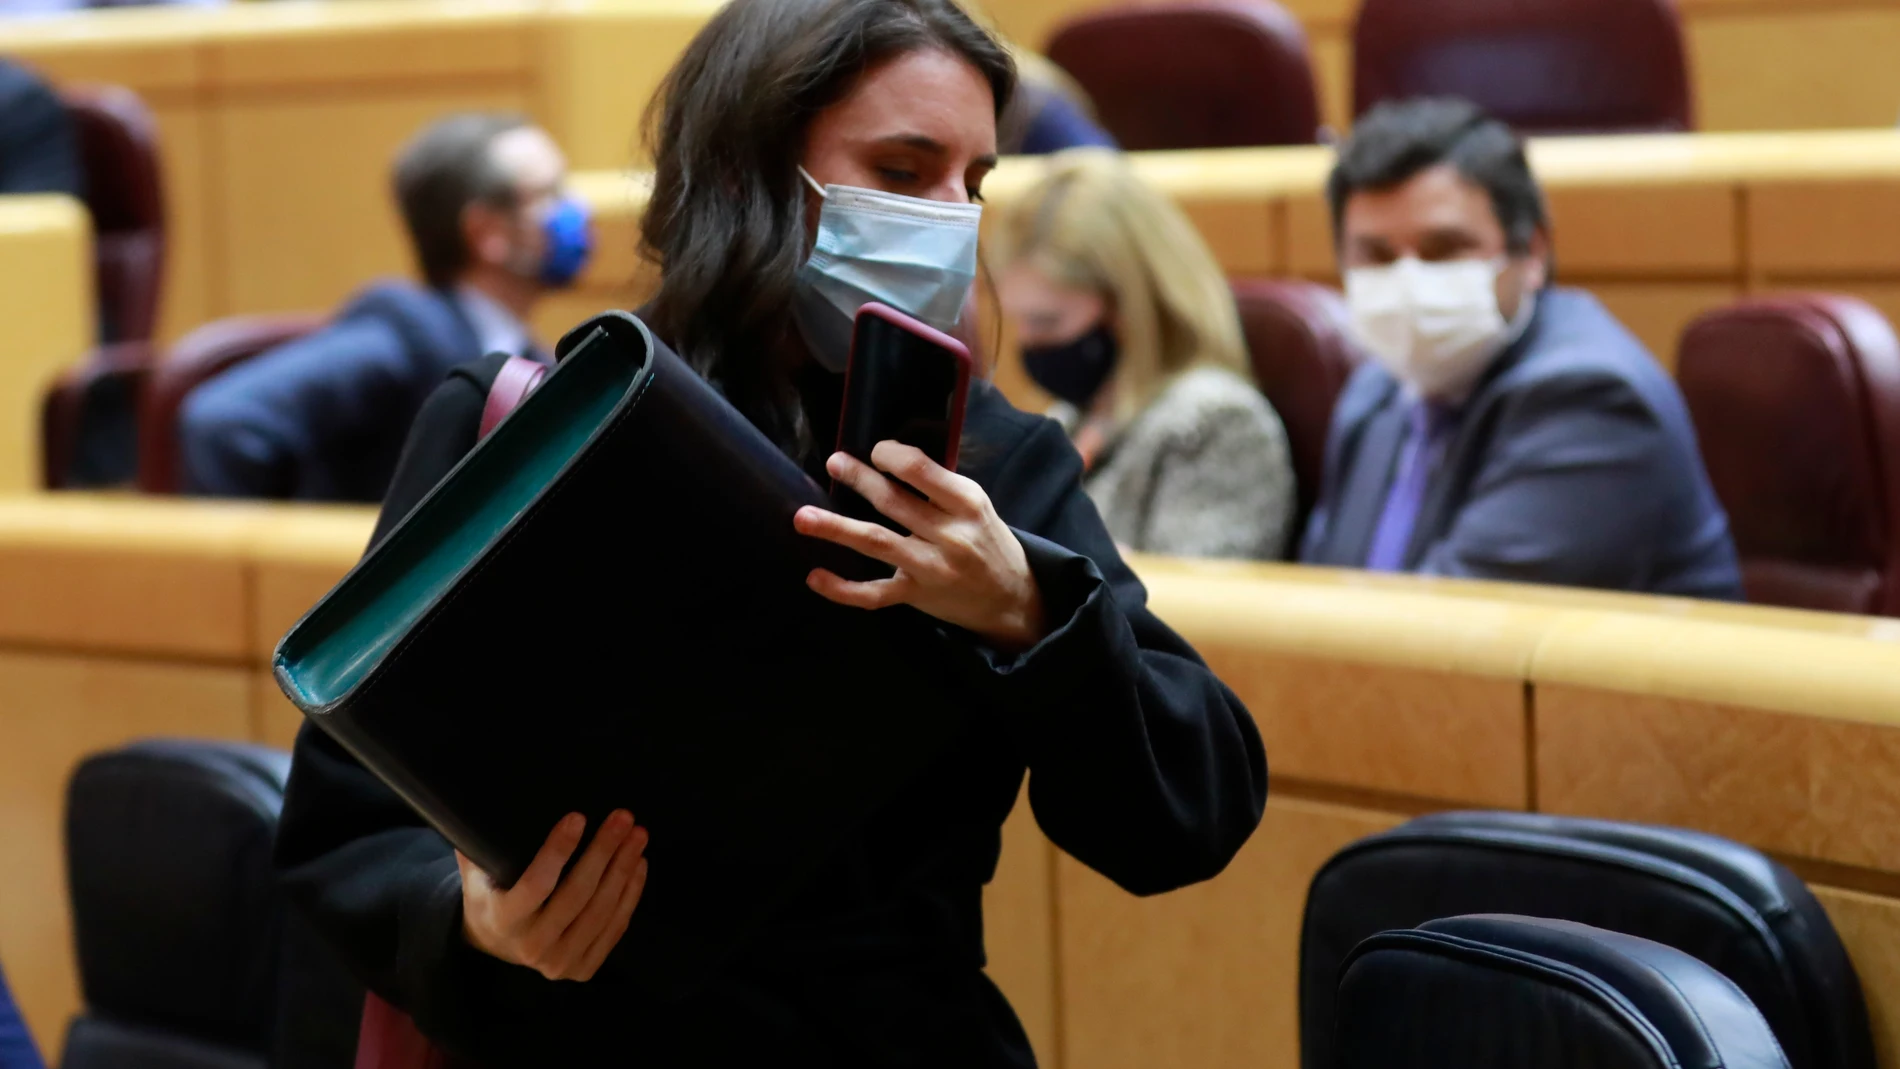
[795,439,1048,653]
[457,809,649,982]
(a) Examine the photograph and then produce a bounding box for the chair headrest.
[1338,915,1792,1069]
[1046,0,1320,148]
[1352,0,1690,134]
[65,740,292,1051]
[1301,810,1872,1069]
[1677,295,1900,615]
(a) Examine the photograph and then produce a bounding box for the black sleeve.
[970,418,1269,895]
[276,354,578,1059]
[367,355,505,547]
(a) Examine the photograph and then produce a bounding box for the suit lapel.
[1326,398,1410,568]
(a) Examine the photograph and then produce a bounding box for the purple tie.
[1365,401,1457,572]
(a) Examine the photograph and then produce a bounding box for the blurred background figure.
[176,112,590,502]
[996,147,1295,560]
[0,960,41,1069]
[1300,98,1739,597]
[0,58,78,197]
[999,48,1118,155]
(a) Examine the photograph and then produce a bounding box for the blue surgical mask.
[537,195,593,288]
[792,166,982,372]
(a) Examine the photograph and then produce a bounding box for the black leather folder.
[274,311,965,999]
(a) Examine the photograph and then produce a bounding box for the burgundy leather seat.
[1353,0,1692,135]
[41,84,168,488]
[138,314,325,494]
[63,83,165,344]
[1677,296,1900,616]
[1046,0,1321,149]
[1229,278,1361,551]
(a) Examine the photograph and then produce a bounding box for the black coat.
[273,347,1268,1067]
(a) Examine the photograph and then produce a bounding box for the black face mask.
[1022,323,1119,407]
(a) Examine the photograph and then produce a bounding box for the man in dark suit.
[0,58,80,197]
[1299,98,1741,598]
[178,111,592,501]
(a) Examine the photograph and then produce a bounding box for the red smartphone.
[832,302,974,530]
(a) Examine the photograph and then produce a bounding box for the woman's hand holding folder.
[456,809,650,982]
[796,441,1049,653]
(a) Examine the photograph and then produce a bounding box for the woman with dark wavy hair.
[274,1,1266,1063]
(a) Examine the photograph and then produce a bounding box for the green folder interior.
[276,327,640,709]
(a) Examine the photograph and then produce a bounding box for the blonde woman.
[996,147,1296,559]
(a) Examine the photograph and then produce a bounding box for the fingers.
[572,847,651,981]
[532,811,632,949]
[867,441,982,515]
[542,825,648,980]
[824,451,935,531]
[794,506,916,570]
[509,812,586,917]
[806,567,910,610]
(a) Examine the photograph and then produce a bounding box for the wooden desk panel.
[985,795,1058,1069]
[1814,885,1900,1067]
[1751,180,1900,278]
[1143,570,1545,808]
[0,197,90,492]
[0,651,250,1060]
[1533,610,1900,874]
[9,1,710,342]
[1056,796,1403,1069]
[216,86,532,316]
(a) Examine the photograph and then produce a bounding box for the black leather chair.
[63,741,291,1069]
[1338,916,1791,1069]
[1301,812,1872,1069]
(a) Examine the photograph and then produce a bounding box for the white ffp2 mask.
[791,167,982,372]
[1346,257,1531,401]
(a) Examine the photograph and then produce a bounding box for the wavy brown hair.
[640,0,1015,459]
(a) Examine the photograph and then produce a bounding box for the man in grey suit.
[1299,98,1742,599]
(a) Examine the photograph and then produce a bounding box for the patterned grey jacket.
[1063,366,1295,561]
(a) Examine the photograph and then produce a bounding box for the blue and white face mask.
[792,166,983,372]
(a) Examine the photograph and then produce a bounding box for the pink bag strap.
[478,355,550,440]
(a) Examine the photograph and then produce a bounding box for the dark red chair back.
[1678,295,1900,616]
[1229,278,1361,551]
[62,84,166,343]
[1046,0,1321,149]
[138,313,325,493]
[1353,0,1692,134]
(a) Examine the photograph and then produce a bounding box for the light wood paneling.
[538,1,725,171]
[1547,186,1739,276]
[1284,192,1336,280]
[205,3,533,89]
[0,651,250,1059]
[984,791,1059,1069]
[1145,570,1546,807]
[1180,198,1280,277]
[149,102,211,344]
[1057,796,1403,1069]
[1751,180,1900,278]
[1690,9,1900,132]
[1585,283,1742,370]
[216,87,529,316]
[1814,884,1900,1068]
[0,497,259,660]
[1537,683,1900,874]
[0,197,90,493]
[245,506,371,661]
[1309,32,1350,139]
